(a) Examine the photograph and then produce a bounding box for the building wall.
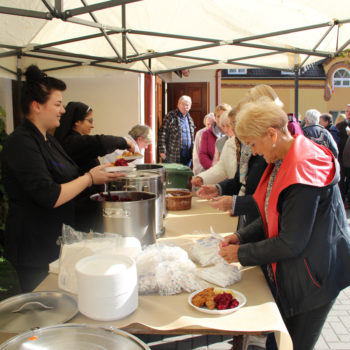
[0,78,14,134]
[63,72,142,137]
[221,79,336,119]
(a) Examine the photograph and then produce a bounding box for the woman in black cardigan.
[1,66,121,292]
[54,102,134,232]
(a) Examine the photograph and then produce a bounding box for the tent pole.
[122,4,126,61]
[294,68,299,121]
[17,55,23,123]
[55,0,63,13]
[80,0,123,61]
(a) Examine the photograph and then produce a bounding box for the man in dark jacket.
[158,96,195,166]
[319,113,340,145]
[336,104,350,204]
[302,109,338,158]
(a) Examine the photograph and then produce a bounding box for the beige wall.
[0,78,14,133]
[63,72,142,138]
[220,79,341,119]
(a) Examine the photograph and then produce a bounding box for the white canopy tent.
[0,0,349,79]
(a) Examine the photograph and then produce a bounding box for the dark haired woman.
[54,101,134,232]
[54,101,134,174]
[1,65,121,292]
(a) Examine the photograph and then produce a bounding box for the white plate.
[188,288,246,315]
[105,165,136,173]
[116,155,143,162]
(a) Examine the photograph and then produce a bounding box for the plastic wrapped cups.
[75,254,138,321]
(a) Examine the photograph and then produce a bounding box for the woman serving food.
[1,66,121,292]
[219,97,350,350]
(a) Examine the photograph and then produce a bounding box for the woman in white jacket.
[191,110,238,187]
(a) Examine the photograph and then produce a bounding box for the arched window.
[333,68,350,87]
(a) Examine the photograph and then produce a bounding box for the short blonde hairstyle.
[235,98,288,143]
[219,108,237,127]
[335,113,346,126]
[247,84,284,107]
[214,103,231,117]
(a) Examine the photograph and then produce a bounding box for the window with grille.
[227,68,247,75]
[333,68,350,87]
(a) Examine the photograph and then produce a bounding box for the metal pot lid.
[0,324,150,350]
[121,170,161,179]
[0,291,78,334]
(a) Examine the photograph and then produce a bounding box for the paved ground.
[314,209,350,350]
[315,287,350,350]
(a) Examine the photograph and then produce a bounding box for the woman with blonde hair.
[191,109,238,186]
[335,113,346,126]
[219,97,350,350]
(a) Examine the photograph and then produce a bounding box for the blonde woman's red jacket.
[237,135,350,318]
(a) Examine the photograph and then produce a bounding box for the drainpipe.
[144,73,153,163]
[215,69,222,106]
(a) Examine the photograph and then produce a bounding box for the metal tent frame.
[0,0,349,76]
[0,0,350,117]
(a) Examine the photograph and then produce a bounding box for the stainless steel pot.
[108,170,165,238]
[90,191,156,247]
[0,324,150,349]
[136,164,168,219]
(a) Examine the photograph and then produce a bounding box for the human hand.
[220,233,240,247]
[210,196,233,211]
[89,164,125,185]
[160,153,166,160]
[219,243,240,263]
[126,139,135,153]
[191,176,203,187]
[197,185,218,199]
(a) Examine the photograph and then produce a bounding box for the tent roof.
[0,0,349,78]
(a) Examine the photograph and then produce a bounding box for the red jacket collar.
[253,134,335,240]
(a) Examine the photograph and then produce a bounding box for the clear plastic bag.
[188,235,222,266]
[196,261,241,287]
[58,225,141,294]
[136,243,206,295]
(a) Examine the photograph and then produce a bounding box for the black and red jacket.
[237,135,350,318]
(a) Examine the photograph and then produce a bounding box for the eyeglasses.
[84,118,93,124]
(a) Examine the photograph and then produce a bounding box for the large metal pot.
[136,163,167,219]
[108,170,165,237]
[0,324,150,349]
[90,191,156,247]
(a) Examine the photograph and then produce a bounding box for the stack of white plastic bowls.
[75,254,138,321]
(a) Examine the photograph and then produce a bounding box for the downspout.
[215,69,222,106]
[144,73,153,163]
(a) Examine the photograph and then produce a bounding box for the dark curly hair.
[21,65,66,116]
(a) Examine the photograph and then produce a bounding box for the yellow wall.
[221,76,348,119]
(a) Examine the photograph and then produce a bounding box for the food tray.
[166,189,193,211]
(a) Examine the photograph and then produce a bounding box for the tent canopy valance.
[0,0,349,78]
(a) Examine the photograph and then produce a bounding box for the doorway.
[166,82,209,134]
